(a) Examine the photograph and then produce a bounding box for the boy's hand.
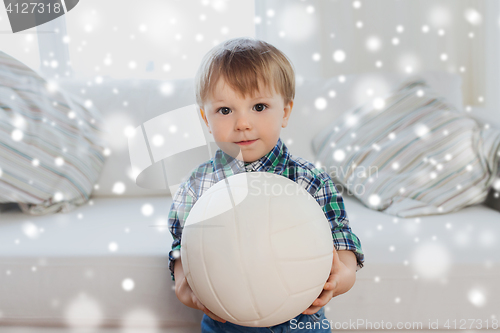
[301,247,356,315]
[174,259,226,323]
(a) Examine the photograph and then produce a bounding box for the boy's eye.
[253,103,267,112]
[218,107,232,115]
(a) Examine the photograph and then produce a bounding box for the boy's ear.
[199,108,211,132]
[281,100,294,128]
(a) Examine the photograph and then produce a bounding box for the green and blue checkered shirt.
[168,138,364,281]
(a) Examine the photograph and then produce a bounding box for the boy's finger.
[196,303,226,323]
[312,285,336,307]
[206,311,226,323]
[193,296,206,311]
[302,306,321,315]
[313,291,333,307]
[325,278,339,290]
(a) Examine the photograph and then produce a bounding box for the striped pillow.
[312,78,500,217]
[0,51,107,215]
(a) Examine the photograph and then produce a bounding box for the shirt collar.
[212,137,288,175]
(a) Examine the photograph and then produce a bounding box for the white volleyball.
[181,172,333,327]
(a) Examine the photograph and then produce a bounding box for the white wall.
[0,0,255,81]
[256,0,499,117]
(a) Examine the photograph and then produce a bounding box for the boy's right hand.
[174,259,226,323]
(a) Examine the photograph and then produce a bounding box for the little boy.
[168,37,364,332]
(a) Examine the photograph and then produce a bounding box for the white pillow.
[311,77,500,217]
[0,51,107,214]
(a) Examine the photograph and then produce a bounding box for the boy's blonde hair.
[195,37,295,108]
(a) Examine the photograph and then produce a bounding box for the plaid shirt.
[168,137,364,282]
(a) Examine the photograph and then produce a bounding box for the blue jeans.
[201,307,330,333]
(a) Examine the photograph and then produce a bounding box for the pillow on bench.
[0,51,107,215]
[312,77,500,217]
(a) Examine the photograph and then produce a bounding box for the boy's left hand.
[301,247,347,315]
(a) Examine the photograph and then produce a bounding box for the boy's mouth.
[235,139,257,146]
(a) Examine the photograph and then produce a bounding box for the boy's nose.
[234,113,252,131]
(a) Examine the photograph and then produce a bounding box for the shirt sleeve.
[313,174,365,272]
[168,181,197,282]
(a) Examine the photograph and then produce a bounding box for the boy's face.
[200,77,293,163]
